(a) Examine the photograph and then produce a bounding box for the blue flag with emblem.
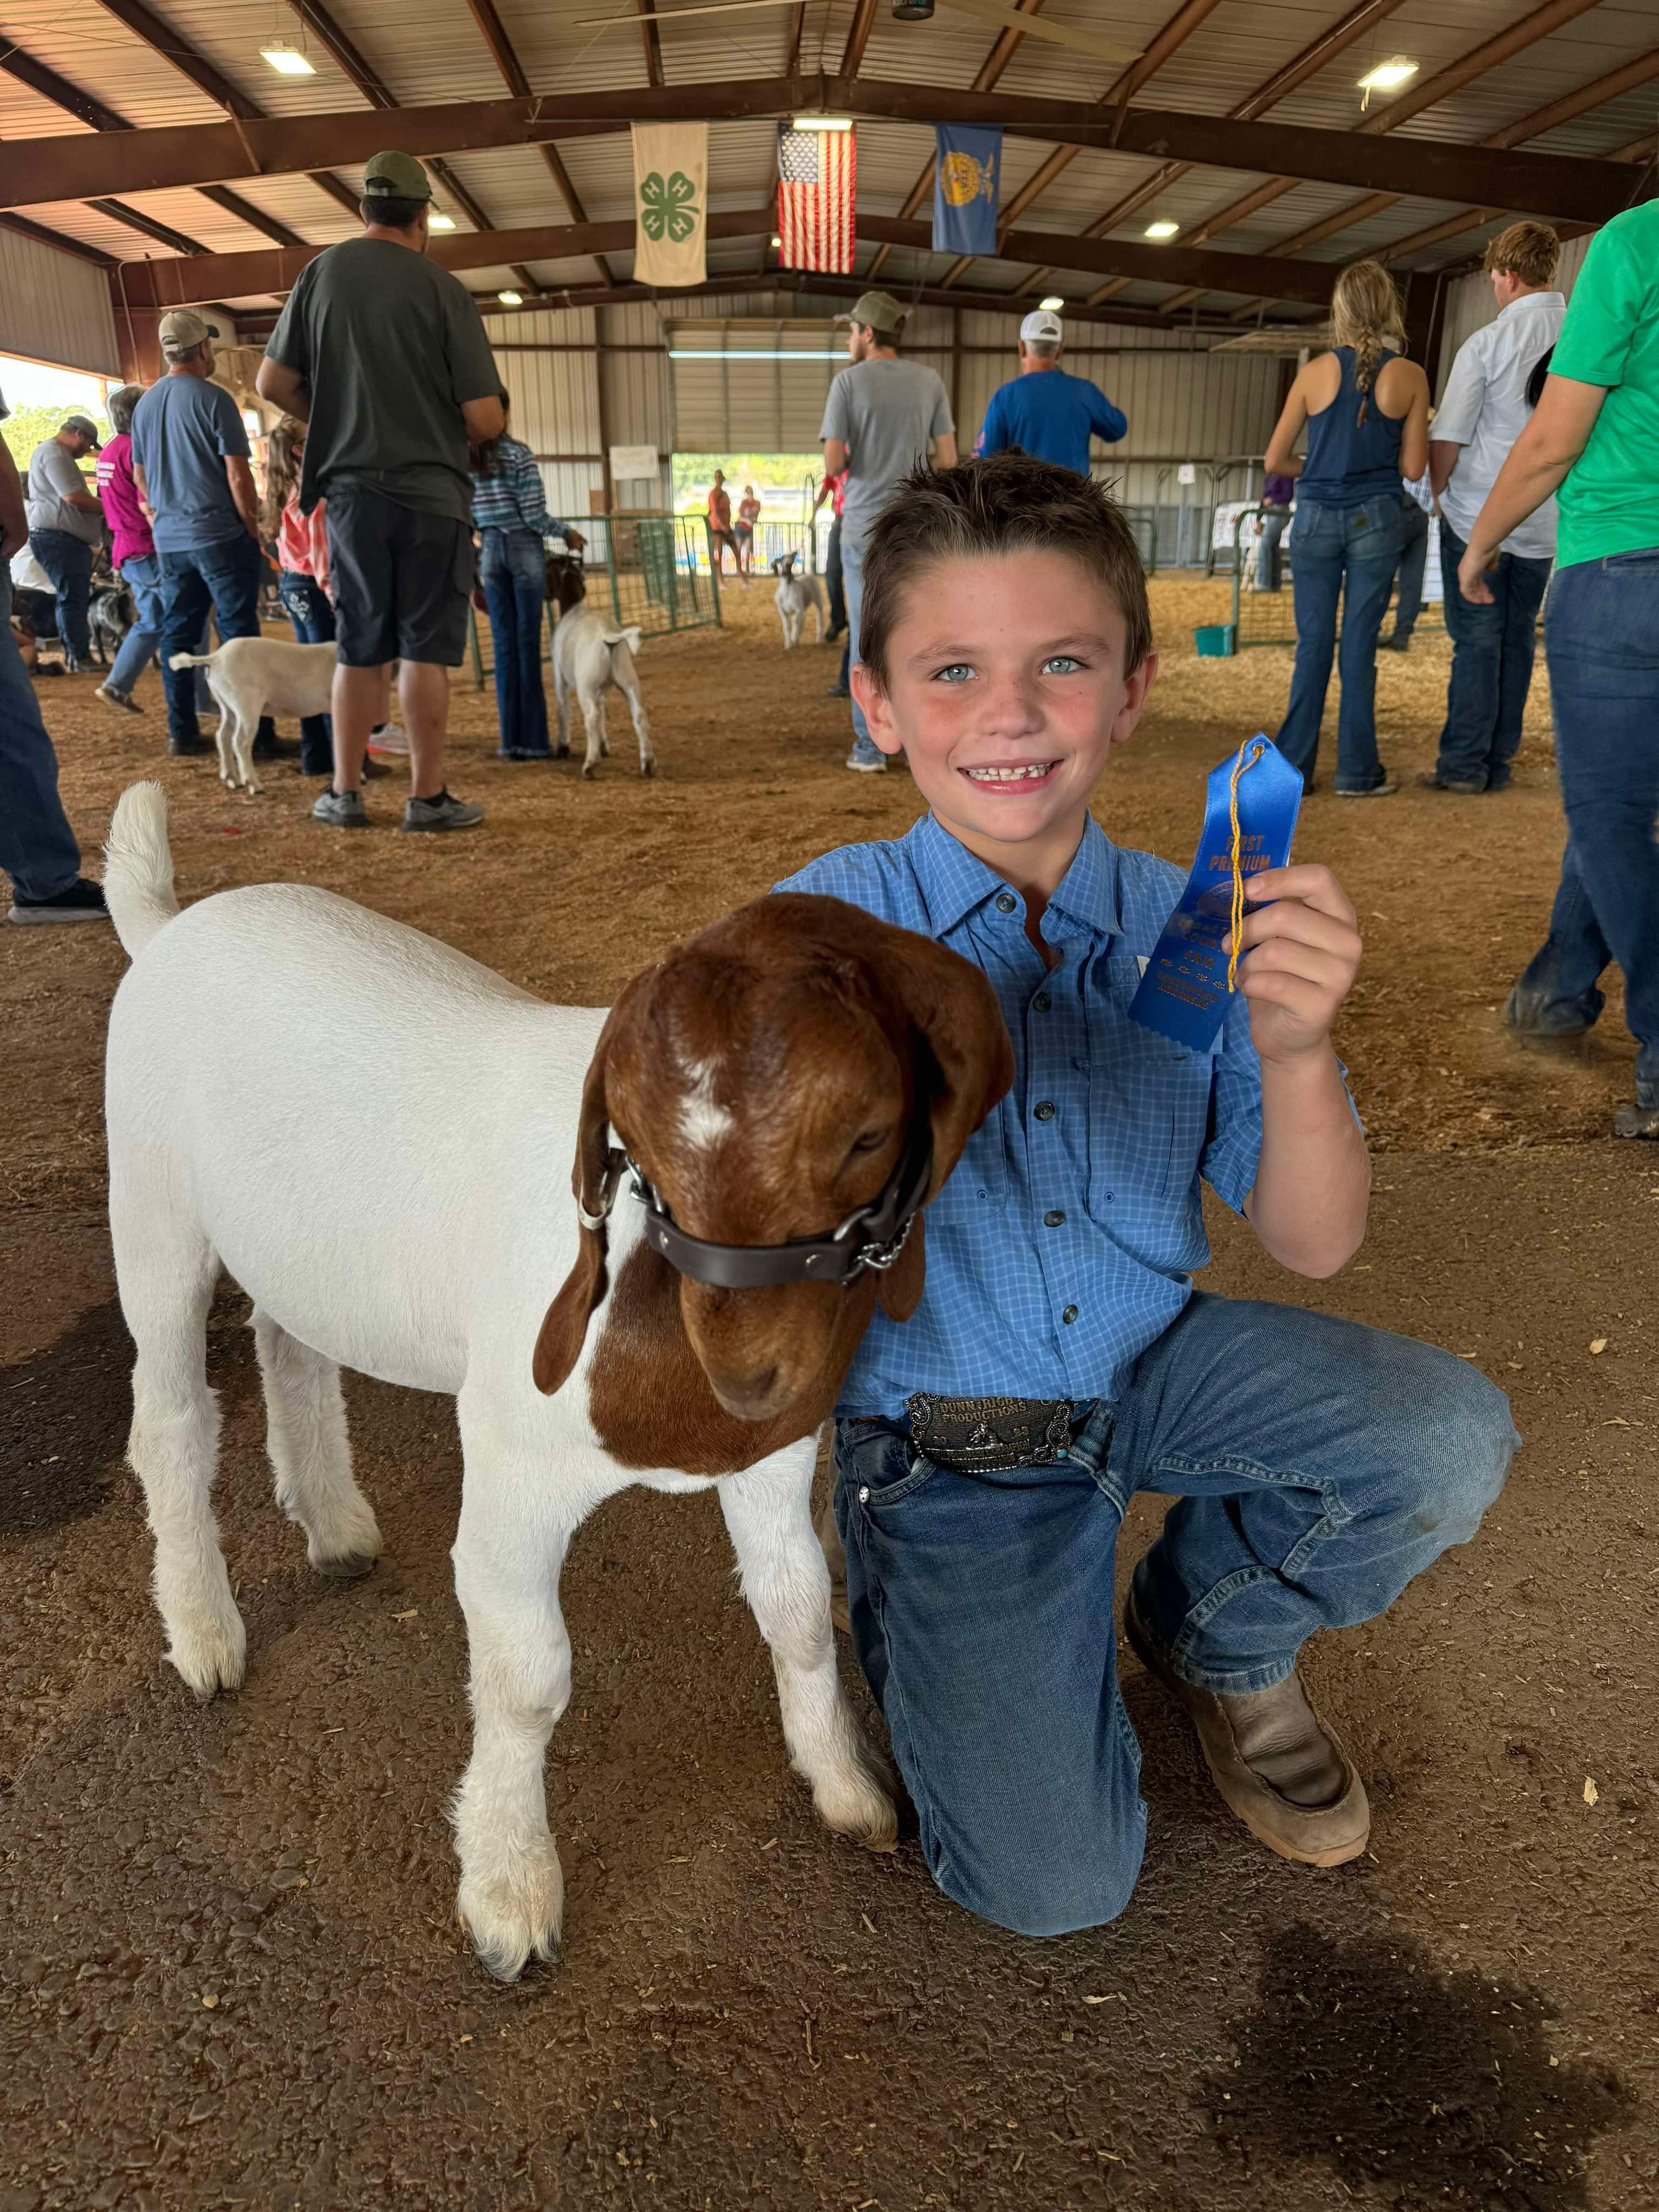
[932,125,1001,255]
[1129,734,1304,1053]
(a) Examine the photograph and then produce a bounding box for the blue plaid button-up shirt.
[778,812,1267,1419]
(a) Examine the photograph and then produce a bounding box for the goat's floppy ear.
[531,981,647,1397]
[876,925,1016,1202]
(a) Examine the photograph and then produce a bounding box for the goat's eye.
[848,1129,891,1156]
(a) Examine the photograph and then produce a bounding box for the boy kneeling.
[780,456,1518,1937]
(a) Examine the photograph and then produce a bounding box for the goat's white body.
[103,785,890,1980]
[549,605,653,778]
[167,637,336,797]
[773,571,825,650]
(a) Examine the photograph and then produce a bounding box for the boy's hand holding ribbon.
[1227,864,1363,1069]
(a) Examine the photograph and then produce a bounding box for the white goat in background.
[771,551,825,650]
[546,552,654,779]
[167,637,335,795]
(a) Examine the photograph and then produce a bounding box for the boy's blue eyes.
[930,656,1087,683]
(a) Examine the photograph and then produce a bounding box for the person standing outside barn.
[705,469,745,583]
[1456,199,1659,1138]
[1419,222,1564,795]
[822,289,956,772]
[257,150,504,832]
[974,308,1127,479]
[24,414,103,675]
[131,315,287,764]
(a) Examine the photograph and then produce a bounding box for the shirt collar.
[902,811,1124,940]
[1498,289,1564,321]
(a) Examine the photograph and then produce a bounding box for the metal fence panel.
[469,514,720,686]
[1224,506,1446,652]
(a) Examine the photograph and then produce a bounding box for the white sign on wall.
[1177,462,1197,485]
[610,443,660,483]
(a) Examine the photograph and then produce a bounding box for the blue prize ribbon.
[1129,733,1303,1053]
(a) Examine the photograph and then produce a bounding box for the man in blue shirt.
[974,309,1128,479]
[780,454,1516,1939]
[131,310,286,762]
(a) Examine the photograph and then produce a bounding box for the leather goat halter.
[578,1115,933,1292]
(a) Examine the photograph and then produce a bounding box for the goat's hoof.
[581,764,598,780]
[640,760,656,778]
[457,1853,564,1982]
[315,1549,378,1583]
[812,1750,900,1854]
[554,746,570,759]
[166,1605,247,1703]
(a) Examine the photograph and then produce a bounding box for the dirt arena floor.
[3,581,1656,2209]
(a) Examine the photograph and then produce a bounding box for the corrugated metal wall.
[1434,232,1595,401]
[0,231,121,377]
[479,289,1285,529]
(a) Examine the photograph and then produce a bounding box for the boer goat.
[545,549,653,778]
[167,636,335,795]
[770,551,825,650]
[102,784,1011,1981]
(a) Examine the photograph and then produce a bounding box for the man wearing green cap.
[821,290,956,772]
[258,150,504,832]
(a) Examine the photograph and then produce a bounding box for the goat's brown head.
[545,550,587,615]
[533,895,1014,1422]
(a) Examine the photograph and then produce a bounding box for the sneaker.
[252,731,301,759]
[845,750,887,774]
[1378,635,1412,654]
[1333,779,1397,799]
[8,876,110,926]
[1505,979,1599,1044]
[1415,770,1485,795]
[367,721,410,756]
[359,752,391,780]
[168,734,214,756]
[402,788,483,832]
[96,682,143,716]
[313,788,369,828]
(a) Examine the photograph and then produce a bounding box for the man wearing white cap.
[975,311,1127,481]
[821,288,956,772]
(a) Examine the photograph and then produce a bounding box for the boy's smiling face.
[852,547,1157,892]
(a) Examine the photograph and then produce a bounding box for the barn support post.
[950,309,962,441]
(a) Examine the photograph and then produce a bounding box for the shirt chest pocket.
[1087,1024,1217,1217]
[927,1092,1012,1219]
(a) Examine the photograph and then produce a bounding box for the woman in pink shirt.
[93,384,163,713]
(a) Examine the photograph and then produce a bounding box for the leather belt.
[906,1392,1075,1474]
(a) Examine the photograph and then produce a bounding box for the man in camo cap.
[259,150,504,832]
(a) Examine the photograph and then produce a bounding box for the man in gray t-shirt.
[820,290,955,772]
[259,149,505,834]
[24,415,103,670]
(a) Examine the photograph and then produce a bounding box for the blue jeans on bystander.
[0,572,83,902]
[276,569,337,774]
[1274,495,1404,792]
[480,527,550,758]
[834,1291,1516,1938]
[29,529,93,665]
[840,523,883,766]
[106,550,165,700]
[1434,517,1552,791]
[1510,549,1659,1102]
[1388,497,1431,645]
[157,534,275,750]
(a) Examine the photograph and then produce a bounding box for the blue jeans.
[1254,507,1287,593]
[276,569,336,774]
[834,1292,1515,1938]
[157,535,274,748]
[107,550,165,699]
[1390,497,1430,643]
[480,528,550,757]
[1435,517,1551,791]
[840,522,881,764]
[0,572,83,901]
[1512,549,1659,1095]
[1274,495,1404,791]
[29,529,94,664]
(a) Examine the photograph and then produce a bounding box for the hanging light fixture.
[429,212,457,232]
[498,289,523,306]
[1144,220,1180,240]
[260,40,315,73]
[892,0,934,17]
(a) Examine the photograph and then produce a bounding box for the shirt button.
[1034,1100,1056,1121]
[995,893,1016,914]
[1062,1305,1079,1325]
[1033,992,1051,1012]
[1043,1209,1065,1227]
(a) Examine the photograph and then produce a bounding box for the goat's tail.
[603,626,645,660]
[103,783,179,960]
[166,651,214,671]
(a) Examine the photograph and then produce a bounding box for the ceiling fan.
[577,0,1143,68]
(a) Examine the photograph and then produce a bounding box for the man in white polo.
[821,289,956,773]
[1420,221,1564,796]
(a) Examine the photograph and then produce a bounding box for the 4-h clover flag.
[632,123,707,287]
[932,124,1001,255]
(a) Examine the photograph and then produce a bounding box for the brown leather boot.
[1124,1590,1369,1869]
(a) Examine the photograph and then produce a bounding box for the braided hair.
[1328,260,1406,427]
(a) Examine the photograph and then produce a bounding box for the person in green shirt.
[1459,201,1659,1139]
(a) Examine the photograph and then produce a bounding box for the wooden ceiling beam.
[456,0,615,283]
[1,74,1645,227]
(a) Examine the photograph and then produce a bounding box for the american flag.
[777,125,856,274]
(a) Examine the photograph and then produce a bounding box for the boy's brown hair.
[857,453,1153,686]
[1483,221,1560,289]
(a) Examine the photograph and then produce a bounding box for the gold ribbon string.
[1227,738,1266,993]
